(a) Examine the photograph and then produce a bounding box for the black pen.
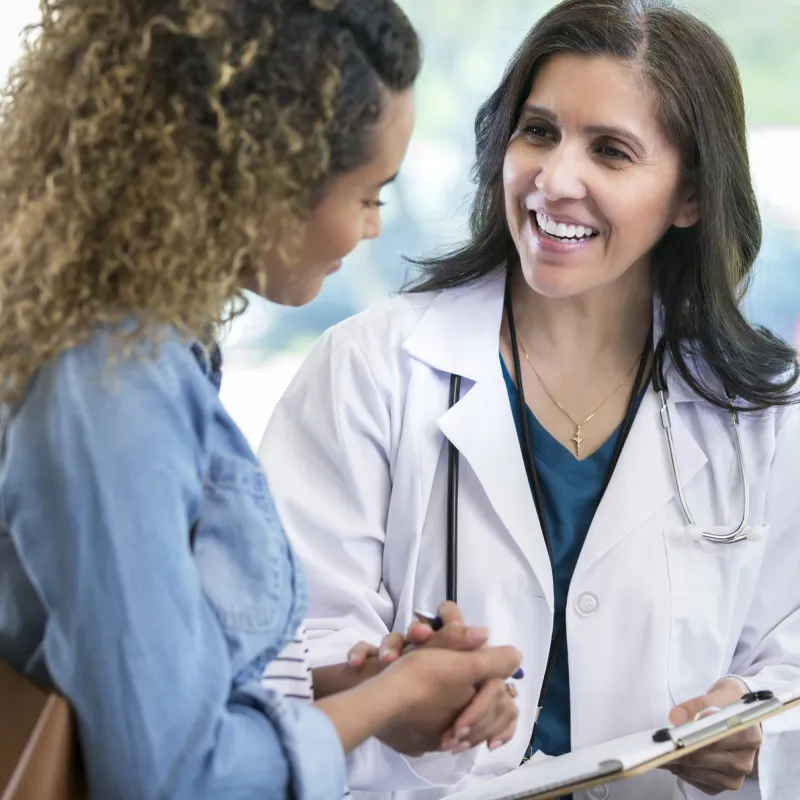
[413,608,525,680]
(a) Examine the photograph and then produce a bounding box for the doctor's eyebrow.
[519,103,648,156]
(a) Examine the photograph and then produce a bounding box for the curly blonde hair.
[0,0,419,403]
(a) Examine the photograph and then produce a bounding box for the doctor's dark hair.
[406,0,798,411]
[0,0,420,404]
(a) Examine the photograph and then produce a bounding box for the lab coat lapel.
[437,372,555,611]
[403,273,555,611]
[574,348,708,581]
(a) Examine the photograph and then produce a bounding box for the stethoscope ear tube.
[654,341,750,544]
[447,374,462,603]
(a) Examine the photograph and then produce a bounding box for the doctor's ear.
[672,183,700,229]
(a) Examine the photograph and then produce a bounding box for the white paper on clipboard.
[449,687,800,800]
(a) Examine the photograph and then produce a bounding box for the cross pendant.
[572,425,584,457]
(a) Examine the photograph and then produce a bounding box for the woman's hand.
[663,677,762,795]
[440,677,520,754]
[374,644,523,757]
[315,603,491,701]
[346,601,490,669]
[348,602,521,754]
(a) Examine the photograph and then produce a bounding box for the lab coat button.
[575,592,599,617]
[588,785,610,800]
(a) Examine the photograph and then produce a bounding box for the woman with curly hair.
[0,1,523,798]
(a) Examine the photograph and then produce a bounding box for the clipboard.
[449,687,800,800]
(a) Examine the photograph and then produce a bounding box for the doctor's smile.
[532,211,599,247]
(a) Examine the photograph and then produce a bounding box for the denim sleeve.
[0,339,346,800]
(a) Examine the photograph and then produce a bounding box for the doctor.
[260,1,800,798]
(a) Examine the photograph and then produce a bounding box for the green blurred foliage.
[398,0,800,131]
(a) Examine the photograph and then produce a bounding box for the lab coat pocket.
[664,526,769,706]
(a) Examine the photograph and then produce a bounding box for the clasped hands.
[344,608,762,796]
[347,601,522,757]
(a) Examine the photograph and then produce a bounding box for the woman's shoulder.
[7,325,219,448]
[34,325,210,398]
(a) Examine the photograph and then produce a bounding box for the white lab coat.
[259,273,800,800]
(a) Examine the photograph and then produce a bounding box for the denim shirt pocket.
[193,451,304,673]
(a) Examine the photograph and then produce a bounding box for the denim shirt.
[0,329,346,799]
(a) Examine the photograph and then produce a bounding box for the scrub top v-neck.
[501,356,646,759]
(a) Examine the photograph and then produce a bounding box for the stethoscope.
[651,338,751,545]
[444,315,752,605]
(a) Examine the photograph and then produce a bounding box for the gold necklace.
[515,335,640,458]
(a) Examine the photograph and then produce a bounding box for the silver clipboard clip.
[652,691,781,749]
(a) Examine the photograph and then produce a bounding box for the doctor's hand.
[663,677,762,795]
[346,601,490,670]
[375,643,522,757]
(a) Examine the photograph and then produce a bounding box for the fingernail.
[451,741,471,755]
[455,726,471,741]
[347,653,358,666]
[512,668,525,680]
[466,626,490,644]
[488,739,504,751]
[670,707,690,725]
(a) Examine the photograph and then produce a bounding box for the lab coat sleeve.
[727,407,800,799]
[259,326,478,792]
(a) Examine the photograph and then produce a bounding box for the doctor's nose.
[534,147,587,202]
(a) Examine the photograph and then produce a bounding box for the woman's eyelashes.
[517,122,634,164]
[594,140,633,162]
[518,122,553,141]
[362,199,387,209]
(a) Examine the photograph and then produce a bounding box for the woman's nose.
[535,145,587,202]
[363,208,382,241]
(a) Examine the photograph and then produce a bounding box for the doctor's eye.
[595,142,632,162]
[363,199,387,209]
[518,123,554,142]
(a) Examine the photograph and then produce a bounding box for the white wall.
[0,3,39,84]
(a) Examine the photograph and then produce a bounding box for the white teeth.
[534,211,597,240]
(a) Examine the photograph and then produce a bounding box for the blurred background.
[2,1,798,447]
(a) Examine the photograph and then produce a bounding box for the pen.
[413,609,444,631]
[412,608,525,680]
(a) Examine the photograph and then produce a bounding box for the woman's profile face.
[503,53,699,301]
[261,89,416,307]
